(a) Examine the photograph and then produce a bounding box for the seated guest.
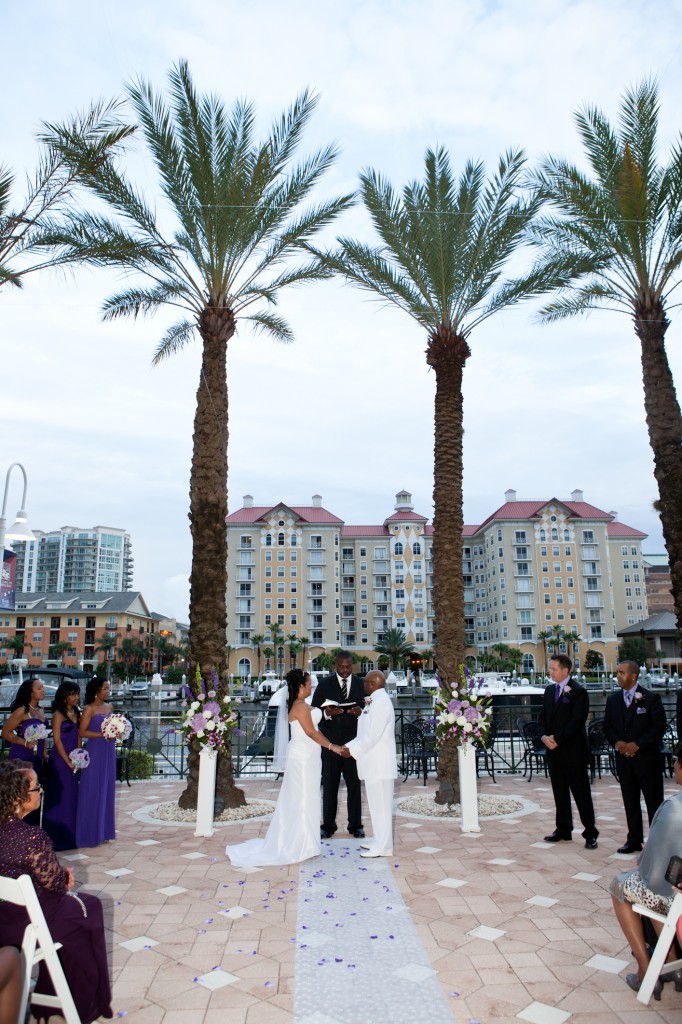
[0,947,21,1024]
[610,743,682,999]
[0,761,112,1023]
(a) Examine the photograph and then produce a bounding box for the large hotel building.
[226,489,648,676]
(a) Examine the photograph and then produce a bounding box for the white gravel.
[397,794,523,818]
[148,800,275,822]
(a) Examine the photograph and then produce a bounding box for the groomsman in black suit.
[604,660,667,853]
[539,654,599,848]
[311,651,365,839]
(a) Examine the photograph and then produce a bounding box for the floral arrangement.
[434,665,493,748]
[69,748,90,773]
[179,667,239,753]
[101,713,133,741]
[24,723,48,744]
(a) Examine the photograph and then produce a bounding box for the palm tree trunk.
[636,308,682,650]
[427,326,470,804]
[179,304,245,810]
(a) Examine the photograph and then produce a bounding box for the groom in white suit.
[343,670,397,858]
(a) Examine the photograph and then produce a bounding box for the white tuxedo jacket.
[346,688,397,781]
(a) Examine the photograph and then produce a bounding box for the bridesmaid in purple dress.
[0,762,112,1023]
[75,678,116,847]
[43,682,82,851]
[1,677,48,825]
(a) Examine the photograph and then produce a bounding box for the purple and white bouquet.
[24,723,48,744]
[434,665,493,748]
[179,667,238,754]
[101,713,132,742]
[69,748,91,773]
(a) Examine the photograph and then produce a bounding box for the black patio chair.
[402,722,435,785]
[587,717,612,782]
[661,720,677,778]
[519,721,548,782]
[475,720,497,782]
[116,717,135,786]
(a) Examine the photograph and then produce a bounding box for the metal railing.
[1,698,678,782]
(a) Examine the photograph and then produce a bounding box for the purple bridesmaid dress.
[43,720,80,851]
[75,713,116,847]
[7,717,47,778]
[8,717,47,826]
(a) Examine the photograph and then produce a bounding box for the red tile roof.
[226,505,343,525]
[384,510,428,523]
[341,525,389,537]
[475,499,614,532]
[607,522,647,539]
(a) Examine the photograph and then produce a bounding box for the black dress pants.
[615,753,664,845]
[548,757,598,840]
[321,746,362,833]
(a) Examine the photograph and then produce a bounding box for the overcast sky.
[3,0,682,620]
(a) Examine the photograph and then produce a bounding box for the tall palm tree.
[299,635,310,673]
[319,146,544,800]
[0,101,132,289]
[537,629,552,673]
[375,627,415,671]
[50,62,352,808]
[250,633,264,679]
[530,79,682,647]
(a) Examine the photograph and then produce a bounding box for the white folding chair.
[632,890,682,1004]
[0,873,80,1024]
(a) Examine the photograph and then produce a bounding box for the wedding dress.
[226,707,322,867]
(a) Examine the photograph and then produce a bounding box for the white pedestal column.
[194,746,217,837]
[458,742,480,833]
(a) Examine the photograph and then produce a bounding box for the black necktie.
[341,677,348,701]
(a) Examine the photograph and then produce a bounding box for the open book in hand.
[321,699,359,708]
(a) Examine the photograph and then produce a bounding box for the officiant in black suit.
[312,651,365,839]
[539,653,599,849]
[604,660,666,853]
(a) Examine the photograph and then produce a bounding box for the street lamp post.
[0,463,35,558]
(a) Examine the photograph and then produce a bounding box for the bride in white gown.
[226,669,346,867]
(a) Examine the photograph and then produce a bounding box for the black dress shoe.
[584,838,598,849]
[617,842,643,854]
[320,828,334,839]
[349,827,365,839]
[543,832,572,843]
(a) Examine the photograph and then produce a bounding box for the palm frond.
[102,282,189,321]
[242,309,294,342]
[152,319,198,364]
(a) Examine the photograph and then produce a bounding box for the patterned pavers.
[44,771,682,1023]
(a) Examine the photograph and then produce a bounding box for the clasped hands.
[615,740,639,758]
[329,744,352,758]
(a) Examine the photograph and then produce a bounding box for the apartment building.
[464,489,647,672]
[226,489,648,676]
[0,591,154,672]
[11,526,133,593]
[643,554,675,614]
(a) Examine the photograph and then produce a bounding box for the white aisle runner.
[293,839,456,1024]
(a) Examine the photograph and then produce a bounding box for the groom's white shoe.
[359,848,382,858]
[359,843,370,850]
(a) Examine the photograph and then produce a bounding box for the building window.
[278,532,285,545]
[265,534,272,546]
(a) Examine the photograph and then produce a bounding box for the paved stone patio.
[46,770,681,1024]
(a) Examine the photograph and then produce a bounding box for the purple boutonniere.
[634,691,643,701]
[564,685,571,694]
